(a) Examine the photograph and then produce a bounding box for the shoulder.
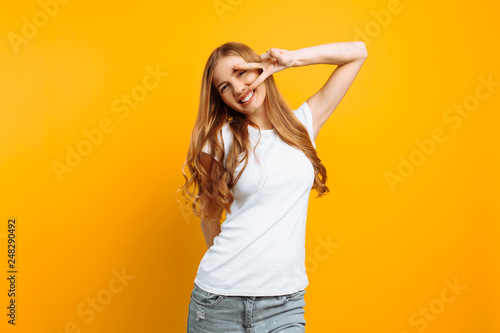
[217,123,233,148]
[201,123,233,162]
[293,101,312,125]
[293,101,316,149]
[221,122,232,139]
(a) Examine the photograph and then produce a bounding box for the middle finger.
[233,62,262,70]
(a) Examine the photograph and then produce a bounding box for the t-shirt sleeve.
[201,124,232,164]
[201,139,214,158]
[293,101,316,149]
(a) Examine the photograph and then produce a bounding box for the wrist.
[290,49,302,68]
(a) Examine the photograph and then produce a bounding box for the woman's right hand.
[233,48,296,93]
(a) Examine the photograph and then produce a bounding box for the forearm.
[291,41,367,67]
[200,220,221,249]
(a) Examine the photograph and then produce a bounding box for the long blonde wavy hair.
[177,42,329,223]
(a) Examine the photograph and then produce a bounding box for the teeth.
[241,91,254,103]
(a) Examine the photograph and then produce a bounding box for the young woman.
[179,41,367,332]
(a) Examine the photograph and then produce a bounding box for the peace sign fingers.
[233,48,294,93]
[233,62,263,71]
[233,61,273,93]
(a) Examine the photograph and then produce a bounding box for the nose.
[233,81,248,96]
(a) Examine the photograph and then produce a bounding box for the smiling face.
[212,55,267,120]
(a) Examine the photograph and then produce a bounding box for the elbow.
[354,41,368,59]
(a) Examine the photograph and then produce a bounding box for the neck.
[248,107,273,130]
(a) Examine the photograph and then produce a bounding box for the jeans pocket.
[190,284,225,308]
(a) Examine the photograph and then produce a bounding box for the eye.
[220,71,245,93]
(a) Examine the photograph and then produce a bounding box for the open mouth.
[239,90,254,104]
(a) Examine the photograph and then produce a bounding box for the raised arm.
[291,42,367,140]
[234,42,367,140]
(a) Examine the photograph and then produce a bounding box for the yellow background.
[1,0,499,332]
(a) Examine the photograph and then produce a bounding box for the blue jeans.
[187,283,306,332]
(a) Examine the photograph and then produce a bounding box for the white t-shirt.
[194,101,316,296]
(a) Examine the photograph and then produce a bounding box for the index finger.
[233,62,262,70]
[246,70,270,92]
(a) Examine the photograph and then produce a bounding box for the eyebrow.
[216,69,240,90]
